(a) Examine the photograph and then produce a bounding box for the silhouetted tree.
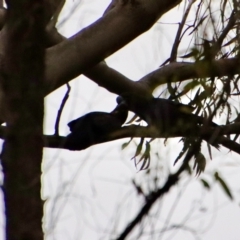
[0,0,239,239]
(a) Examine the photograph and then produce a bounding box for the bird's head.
[111,101,128,125]
[116,93,153,110]
[116,93,153,123]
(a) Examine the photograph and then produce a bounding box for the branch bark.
[139,58,240,92]
[44,0,182,93]
[43,25,240,99]
[1,2,239,100]
[26,124,240,155]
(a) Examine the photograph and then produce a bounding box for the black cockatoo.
[64,102,128,150]
[117,93,215,136]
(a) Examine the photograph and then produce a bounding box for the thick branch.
[45,0,65,24]
[1,2,239,99]
[44,0,182,93]
[43,28,240,97]
[84,62,150,95]
[0,7,6,29]
[20,124,240,154]
[139,58,240,92]
[44,27,151,96]
[2,2,238,99]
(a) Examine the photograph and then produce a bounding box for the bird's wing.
[173,101,195,114]
[67,112,106,132]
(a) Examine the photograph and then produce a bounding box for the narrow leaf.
[200,179,211,190]
[214,172,233,200]
[121,138,133,150]
[193,152,206,176]
[131,138,144,159]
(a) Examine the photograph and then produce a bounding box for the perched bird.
[117,93,215,135]
[64,102,128,150]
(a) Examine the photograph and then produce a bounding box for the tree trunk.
[0,0,45,239]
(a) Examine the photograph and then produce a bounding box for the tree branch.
[44,27,240,97]
[116,156,190,240]
[44,0,182,93]
[45,0,65,25]
[0,124,237,153]
[54,83,71,136]
[170,0,195,62]
[1,2,239,100]
[139,58,240,92]
[1,2,238,100]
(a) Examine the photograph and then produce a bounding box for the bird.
[117,93,216,136]
[64,101,128,150]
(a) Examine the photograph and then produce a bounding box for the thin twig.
[54,83,71,136]
[212,11,236,56]
[116,157,191,240]
[170,0,196,62]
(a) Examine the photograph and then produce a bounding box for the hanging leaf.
[214,172,233,200]
[206,142,213,159]
[193,152,206,176]
[179,48,200,59]
[121,138,133,150]
[200,179,211,190]
[131,138,144,159]
[138,141,151,171]
[174,138,190,165]
[174,148,186,166]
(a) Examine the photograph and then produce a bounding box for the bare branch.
[210,10,237,57]
[170,0,196,62]
[0,119,239,153]
[116,153,195,240]
[44,0,182,93]
[25,124,240,154]
[84,62,150,96]
[139,58,240,92]
[0,2,238,100]
[54,83,71,136]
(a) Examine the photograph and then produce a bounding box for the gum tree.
[0,0,239,239]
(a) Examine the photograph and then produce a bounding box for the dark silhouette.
[64,102,128,150]
[117,93,216,135]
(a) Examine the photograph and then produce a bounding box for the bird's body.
[117,94,215,135]
[64,102,128,150]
